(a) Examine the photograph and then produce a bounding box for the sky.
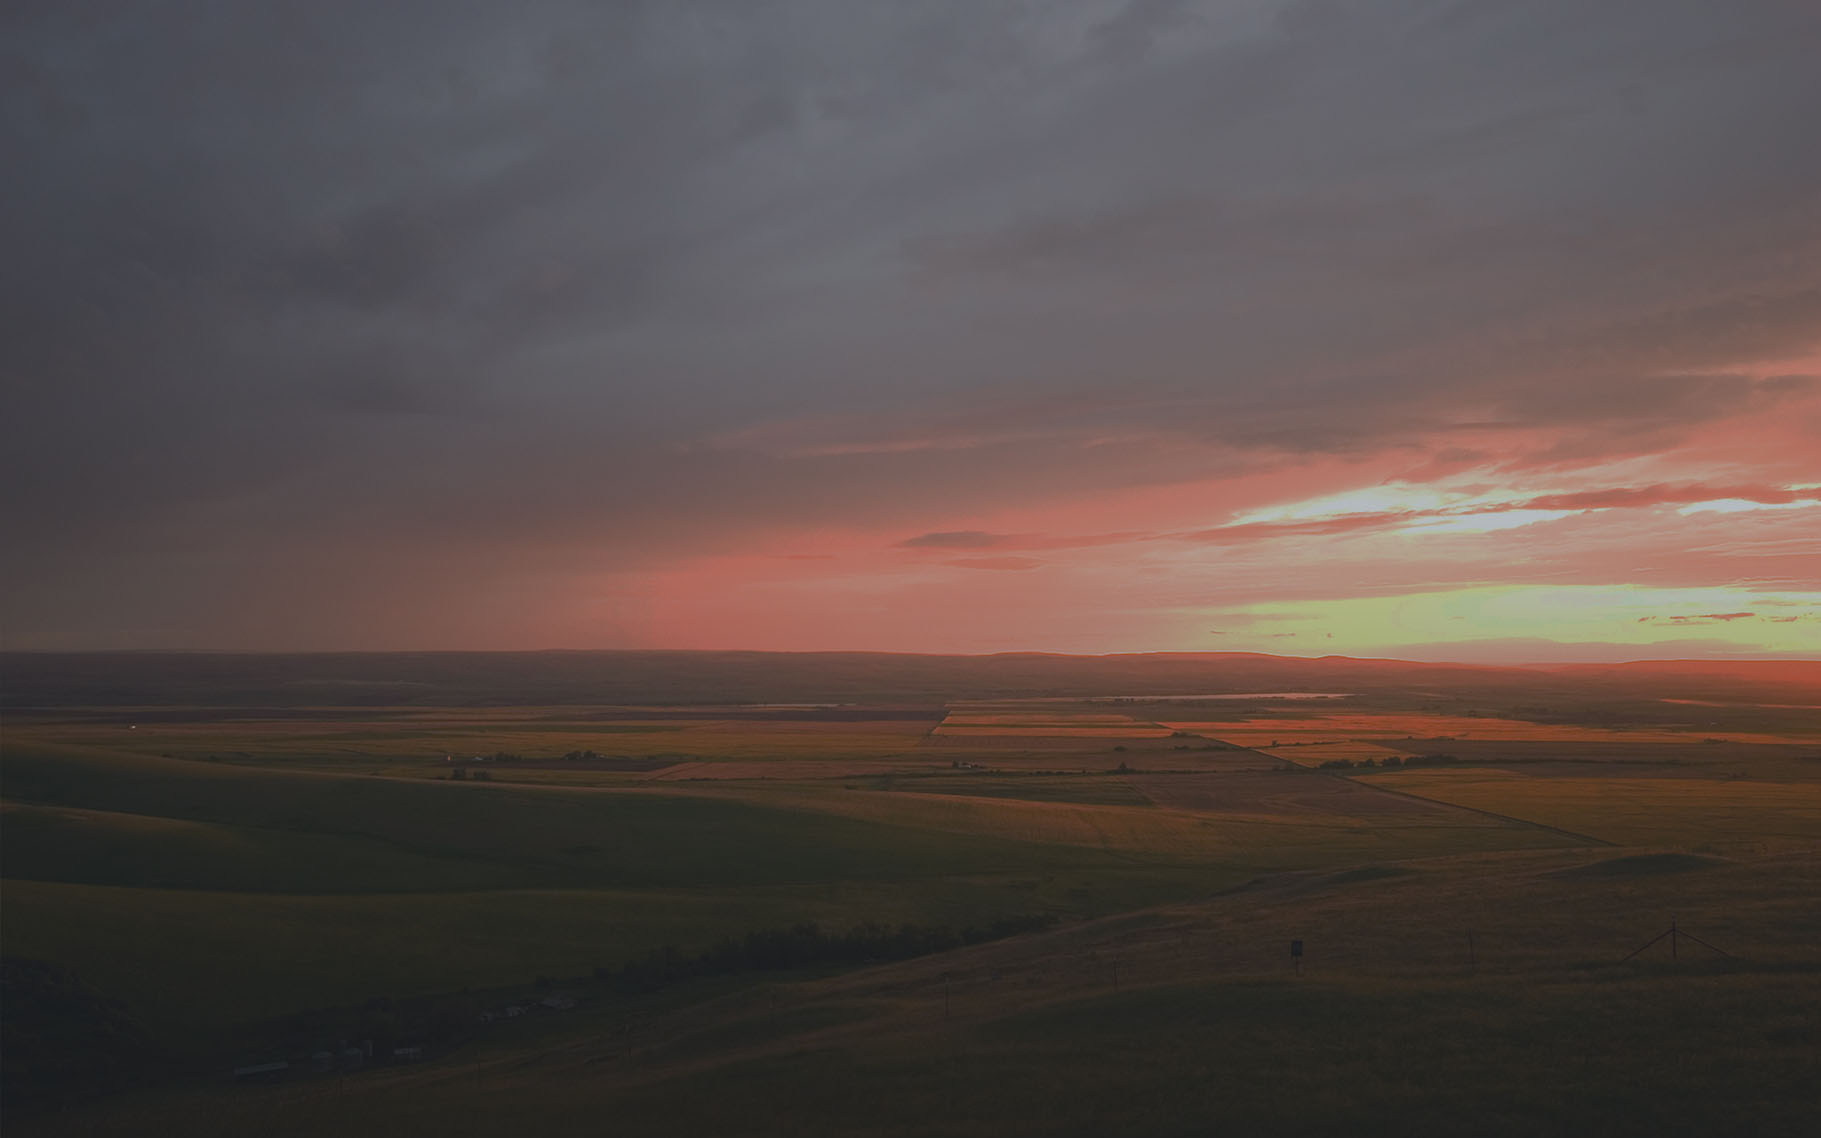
[3,0,1819,661]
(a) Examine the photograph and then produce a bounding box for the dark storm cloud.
[4,0,1819,646]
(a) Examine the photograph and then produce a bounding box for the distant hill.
[1546,658,1821,684]
[3,649,1816,707]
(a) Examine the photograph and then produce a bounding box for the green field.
[5,676,1821,1134]
[22,848,1821,1138]
[1357,768,1821,850]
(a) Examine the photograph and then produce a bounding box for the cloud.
[1378,638,1813,665]
[1177,515,1407,544]
[945,557,1045,571]
[1519,483,1817,512]
[4,0,1819,650]
[1166,480,1821,548]
[899,529,1150,551]
[900,531,1008,550]
[1642,612,1758,625]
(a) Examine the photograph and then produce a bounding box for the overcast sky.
[4,0,1818,658]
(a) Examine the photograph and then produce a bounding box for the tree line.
[599,916,1056,992]
[1319,753,1460,770]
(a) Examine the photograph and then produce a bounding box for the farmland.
[20,846,1821,1137]
[1357,769,1821,850]
[4,651,1820,1133]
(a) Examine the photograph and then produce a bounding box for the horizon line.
[3,646,1817,668]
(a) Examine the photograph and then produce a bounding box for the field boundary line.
[1338,773,1617,847]
[1211,738,1615,846]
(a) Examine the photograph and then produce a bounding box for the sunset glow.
[3,3,1816,664]
[8,8,1821,1133]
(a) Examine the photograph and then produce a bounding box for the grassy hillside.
[7,686,1818,1133]
[0,743,1140,892]
[24,848,1819,1137]
[1358,769,1821,849]
[0,741,1242,1045]
[3,879,1089,1040]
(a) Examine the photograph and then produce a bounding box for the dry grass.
[917,733,1146,749]
[47,848,1820,1138]
[657,782,1231,856]
[1162,711,1821,748]
[1260,741,1416,764]
[1129,772,1467,818]
[939,713,1159,727]
[1359,769,1821,849]
[657,773,1575,867]
[930,711,1173,739]
[641,759,935,781]
[5,715,938,766]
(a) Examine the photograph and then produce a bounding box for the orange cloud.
[1639,612,1758,625]
[945,557,1045,571]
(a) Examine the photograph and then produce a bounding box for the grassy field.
[2,743,1164,891]
[659,774,1576,865]
[0,718,1578,1058]
[6,679,1821,1133]
[4,712,941,766]
[4,875,1178,1043]
[1358,768,1821,850]
[1,738,1230,1046]
[1169,711,1821,747]
[931,711,1175,738]
[845,773,1160,807]
[25,847,1819,1137]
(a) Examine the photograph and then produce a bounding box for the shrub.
[1404,753,1459,767]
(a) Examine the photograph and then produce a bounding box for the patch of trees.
[599,916,1056,993]
[1404,753,1460,766]
[1319,753,1460,770]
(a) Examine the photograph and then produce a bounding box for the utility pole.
[1621,918,1731,963]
